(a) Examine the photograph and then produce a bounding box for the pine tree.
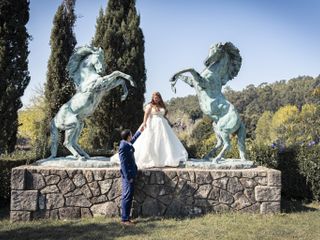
[91,0,146,149]
[0,0,30,153]
[39,0,77,156]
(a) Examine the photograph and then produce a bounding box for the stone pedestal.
[10,165,281,222]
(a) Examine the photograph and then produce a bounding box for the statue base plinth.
[185,158,255,169]
[35,156,115,168]
[10,164,281,222]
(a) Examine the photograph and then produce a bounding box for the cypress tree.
[91,0,146,149]
[39,0,77,156]
[0,0,30,153]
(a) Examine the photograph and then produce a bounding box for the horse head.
[88,47,105,75]
[204,42,242,85]
[204,42,225,67]
[66,45,106,89]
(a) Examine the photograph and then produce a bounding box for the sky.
[22,0,320,106]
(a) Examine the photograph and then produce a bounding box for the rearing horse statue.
[49,45,135,160]
[170,42,246,163]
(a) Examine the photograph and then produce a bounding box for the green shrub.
[297,145,320,200]
[190,117,212,141]
[277,147,312,200]
[247,143,311,200]
[224,137,242,159]
[247,143,279,168]
[190,134,216,158]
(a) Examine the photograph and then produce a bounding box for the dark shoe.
[121,220,135,226]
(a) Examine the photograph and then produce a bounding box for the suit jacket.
[119,131,141,180]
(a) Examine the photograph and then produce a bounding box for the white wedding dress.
[111,107,188,168]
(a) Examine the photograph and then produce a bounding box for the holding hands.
[138,123,145,132]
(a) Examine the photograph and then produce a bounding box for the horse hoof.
[78,156,87,161]
[212,157,221,164]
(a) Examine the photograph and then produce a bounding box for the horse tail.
[50,119,59,158]
[236,122,246,160]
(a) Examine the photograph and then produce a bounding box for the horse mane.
[66,45,97,87]
[215,42,242,85]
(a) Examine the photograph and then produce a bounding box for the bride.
[111,92,188,168]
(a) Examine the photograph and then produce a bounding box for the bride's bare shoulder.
[144,103,153,111]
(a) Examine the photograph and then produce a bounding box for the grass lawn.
[0,201,319,240]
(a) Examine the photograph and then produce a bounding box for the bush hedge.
[248,144,313,200]
[297,145,320,200]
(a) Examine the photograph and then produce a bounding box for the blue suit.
[119,131,141,221]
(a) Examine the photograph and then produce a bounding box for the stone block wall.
[10,166,281,222]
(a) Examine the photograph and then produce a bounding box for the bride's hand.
[143,123,147,129]
[138,123,146,132]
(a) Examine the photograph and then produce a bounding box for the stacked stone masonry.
[10,166,281,222]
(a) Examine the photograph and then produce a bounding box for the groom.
[119,124,144,225]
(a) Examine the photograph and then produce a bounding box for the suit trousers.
[121,177,134,221]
